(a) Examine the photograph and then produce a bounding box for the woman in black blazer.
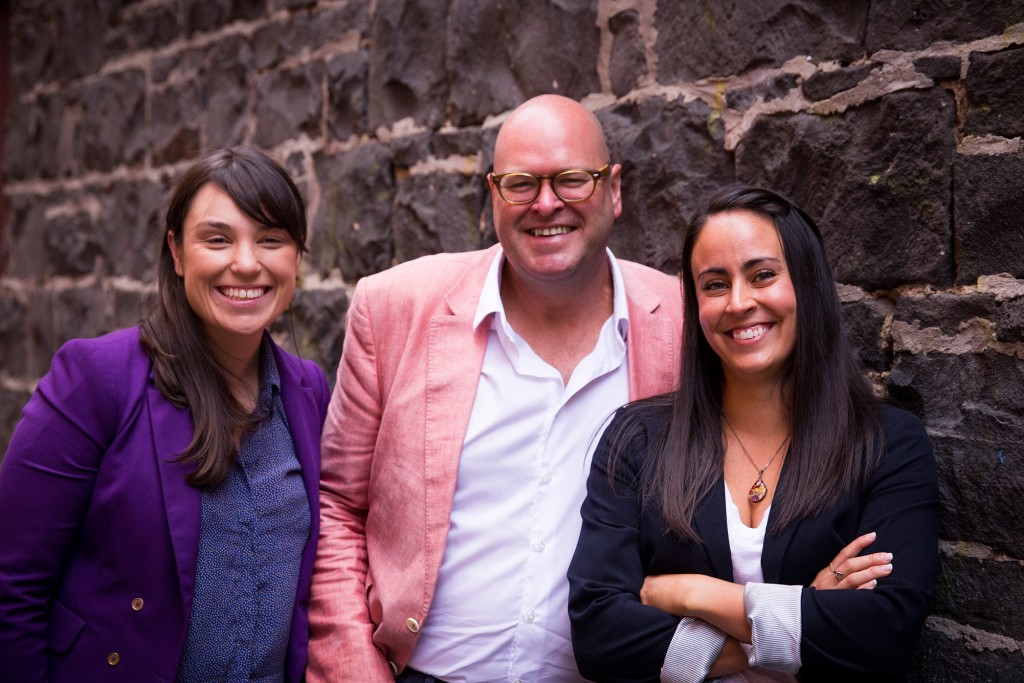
[568,186,938,682]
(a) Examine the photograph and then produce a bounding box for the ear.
[609,163,623,219]
[167,231,184,276]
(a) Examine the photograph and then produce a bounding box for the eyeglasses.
[490,164,611,205]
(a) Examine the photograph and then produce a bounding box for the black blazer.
[568,403,938,683]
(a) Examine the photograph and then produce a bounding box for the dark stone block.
[996,299,1024,343]
[4,197,49,279]
[3,90,64,181]
[893,292,997,337]
[9,3,57,94]
[886,351,1024,555]
[254,62,325,148]
[80,70,147,172]
[801,63,880,101]
[655,2,867,81]
[867,0,1024,52]
[435,126,499,165]
[275,0,317,10]
[933,550,1024,639]
[153,46,205,85]
[726,74,799,110]
[609,10,647,98]
[53,288,111,351]
[51,0,113,81]
[106,1,180,55]
[736,88,956,289]
[954,152,1024,284]
[150,82,202,166]
[914,55,961,82]
[203,36,254,149]
[186,0,266,36]
[0,294,28,380]
[367,0,448,131]
[599,96,735,275]
[45,208,100,277]
[390,133,434,169]
[271,286,350,384]
[0,386,34,461]
[327,51,369,141]
[253,14,314,70]
[908,627,1023,683]
[392,172,491,265]
[965,47,1024,139]
[445,0,601,127]
[112,288,158,330]
[311,144,395,280]
[311,3,371,48]
[26,290,56,380]
[98,179,168,282]
[841,295,894,372]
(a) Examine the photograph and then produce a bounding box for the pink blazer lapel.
[420,250,493,563]
[623,270,682,400]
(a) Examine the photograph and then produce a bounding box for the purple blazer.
[0,327,330,682]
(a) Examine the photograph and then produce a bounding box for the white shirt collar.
[472,245,631,341]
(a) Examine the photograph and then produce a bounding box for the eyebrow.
[697,256,783,278]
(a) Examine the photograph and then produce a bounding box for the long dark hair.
[139,147,308,488]
[614,186,882,541]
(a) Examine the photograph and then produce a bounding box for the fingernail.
[865,579,877,589]
[882,564,893,573]
[883,553,893,562]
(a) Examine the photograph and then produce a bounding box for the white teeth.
[222,287,266,300]
[530,226,572,236]
[733,325,767,340]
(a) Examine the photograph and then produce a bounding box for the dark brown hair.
[611,186,883,540]
[139,147,307,488]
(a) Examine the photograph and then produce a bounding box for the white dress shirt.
[407,248,631,683]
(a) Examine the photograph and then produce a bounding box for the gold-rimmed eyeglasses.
[490,164,611,205]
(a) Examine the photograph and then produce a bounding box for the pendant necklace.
[722,414,791,504]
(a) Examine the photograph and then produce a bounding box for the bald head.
[493,95,611,173]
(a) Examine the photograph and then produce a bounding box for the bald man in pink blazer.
[308,95,683,683]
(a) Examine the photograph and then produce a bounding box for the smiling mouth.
[219,286,269,301]
[732,324,771,341]
[529,226,573,237]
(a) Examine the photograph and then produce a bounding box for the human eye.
[700,278,728,294]
[555,171,591,189]
[752,268,778,284]
[502,175,538,194]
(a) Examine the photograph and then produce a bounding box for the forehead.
[691,210,784,265]
[494,106,608,172]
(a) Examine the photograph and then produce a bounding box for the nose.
[230,240,260,276]
[726,281,755,315]
[531,178,565,215]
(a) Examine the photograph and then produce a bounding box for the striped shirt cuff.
[743,582,802,674]
[661,617,728,683]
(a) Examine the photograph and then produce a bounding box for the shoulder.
[49,326,150,384]
[601,395,675,463]
[270,340,330,401]
[873,402,935,479]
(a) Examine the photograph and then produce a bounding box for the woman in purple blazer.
[0,147,330,682]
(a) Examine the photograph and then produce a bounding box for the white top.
[661,482,802,683]
[407,247,631,683]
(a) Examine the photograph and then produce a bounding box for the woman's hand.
[812,531,893,591]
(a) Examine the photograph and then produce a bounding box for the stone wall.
[2,0,1024,678]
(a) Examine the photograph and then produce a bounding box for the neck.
[721,379,791,436]
[208,334,262,412]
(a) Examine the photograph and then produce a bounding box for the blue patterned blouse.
[177,342,310,683]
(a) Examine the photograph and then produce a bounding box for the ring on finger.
[830,564,844,582]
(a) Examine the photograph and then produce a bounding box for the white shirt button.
[526,610,536,622]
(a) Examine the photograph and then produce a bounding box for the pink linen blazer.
[308,245,683,682]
